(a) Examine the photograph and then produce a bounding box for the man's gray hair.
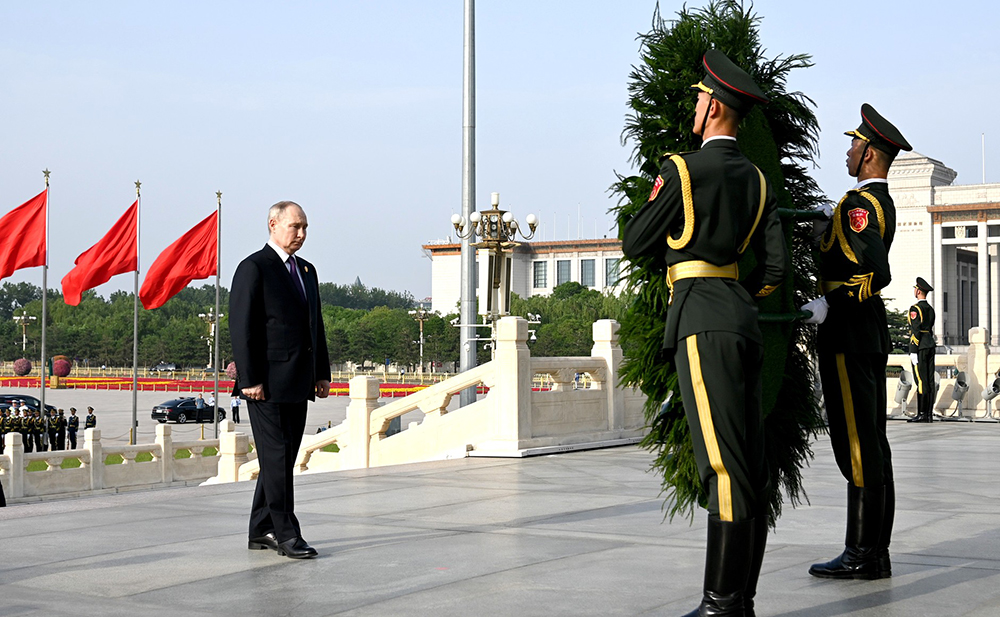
[267,201,302,229]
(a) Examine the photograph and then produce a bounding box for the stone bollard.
[85,428,103,491]
[343,376,380,470]
[217,419,250,483]
[494,316,532,445]
[591,319,624,430]
[155,422,174,484]
[2,432,25,498]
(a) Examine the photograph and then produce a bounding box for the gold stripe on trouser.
[835,353,864,487]
[687,335,733,521]
[913,360,924,394]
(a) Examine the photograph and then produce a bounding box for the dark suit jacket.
[229,244,331,404]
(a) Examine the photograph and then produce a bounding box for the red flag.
[61,201,138,306]
[0,189,47,280]
[139,211,217,310]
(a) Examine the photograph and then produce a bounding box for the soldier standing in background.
[67,408,80,449]
[908,277,936,423]
[85,407,97,430]
[47,410,60,451]
[56,409,67,450]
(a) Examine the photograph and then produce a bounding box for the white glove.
[910,353,919,365]
[810,203,835,244]
[801,296,830,324]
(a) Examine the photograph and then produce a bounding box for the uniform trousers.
[68,430,77,450]
[674,331,768,522]
[247,399,308,543]
[818,351,892,488]
[913,349,936,419]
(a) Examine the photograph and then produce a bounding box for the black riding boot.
[682,516,754,616]
[809,484,884,579]
[876,482,895,578]
[743,517,768,617]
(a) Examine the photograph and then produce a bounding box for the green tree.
[611,0,826,523]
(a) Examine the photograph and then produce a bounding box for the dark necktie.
[287,256,306,301]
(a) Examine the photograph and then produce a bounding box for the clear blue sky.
[1,1,997,301]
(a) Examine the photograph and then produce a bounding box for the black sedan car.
[151,397,226,424]
[0,394,57,414]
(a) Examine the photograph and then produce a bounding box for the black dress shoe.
[277,537,318,559]
[248,532,279,551]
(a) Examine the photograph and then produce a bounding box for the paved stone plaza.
[1,421,998,616]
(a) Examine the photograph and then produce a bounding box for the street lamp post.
[451,192,538,354]
[408,307,428,375]
[13,310,37,353]
[198,310,224,369]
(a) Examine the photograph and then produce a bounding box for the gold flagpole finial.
[43,169,50,186]
[216,190,222,203]
[135,180,142,194]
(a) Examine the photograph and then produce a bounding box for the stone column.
[343,376,380,470]
[494,316,532,445]
[978,220,989,333]
[216,420,249,483]
[154,422,174,484]
[591,319,623,430]
[3,432,24,498]
[933,217,945,343]
[85,428,103,491]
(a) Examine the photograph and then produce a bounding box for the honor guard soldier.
[67,408,80,449]
[801,104,911,580]
[908,277,936,422]
[56,409,67,450]
[85,407,97,430]
[0,408,7,452]
[623,50,788,617]
[33,409,47,452]
[20,406,33,453]
[47,410,60,451]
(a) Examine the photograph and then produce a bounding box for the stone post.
[591,319,624,430]
[85,428,103,491]
[343,376,380,470]
[155,422,174,484]
[3,432,24,498]
[494,316,532,445]
[216,419,249,483]
[967,327,990,417]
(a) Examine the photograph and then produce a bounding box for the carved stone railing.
[0,422,234,501]
[205,318,647,484]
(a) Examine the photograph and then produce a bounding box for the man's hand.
[315,380,331,399]
[910,353,919,366]
[801,296,830,324]
[242,384,265,401]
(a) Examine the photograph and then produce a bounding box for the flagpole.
[131,180,141,445]
[40,169,49,416]
[213,191,222,439]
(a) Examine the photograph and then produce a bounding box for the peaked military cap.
[691,49,769,114]
[915,277,933,293]
[845,103,912,156]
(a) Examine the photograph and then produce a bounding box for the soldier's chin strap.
[854,141,870,178]
[698,96,713,141]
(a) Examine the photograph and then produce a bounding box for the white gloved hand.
[810,203,835,245]
[801,296,830,324]
[910,353,919,365]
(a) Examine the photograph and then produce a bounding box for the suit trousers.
[674,331,768,522]
[247,399,308,543]
[913,349,936,419]
[818,351,892,488]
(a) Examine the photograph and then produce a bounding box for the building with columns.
[422,238,624,316]
[887,152,1000,348]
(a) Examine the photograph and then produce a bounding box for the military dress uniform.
[85,410,97,430]
[20,411,33,453]
[623,50,788,617]
[807,104,911,581]
[32,412,46,452]
[67,410,80,449]
[908,278,936,423]
[0,410,7,452]
[47,412,60,451]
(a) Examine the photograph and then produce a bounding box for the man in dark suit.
[623,50,788,616]
[802,104,911,580]
[230,200,331,559]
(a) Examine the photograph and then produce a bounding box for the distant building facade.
[423,238,625,315]
[887,152,1000,347]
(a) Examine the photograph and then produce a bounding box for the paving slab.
[1,421,999,616]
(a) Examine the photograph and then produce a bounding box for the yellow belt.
[821,280,880,296]
[666,260,738,291]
